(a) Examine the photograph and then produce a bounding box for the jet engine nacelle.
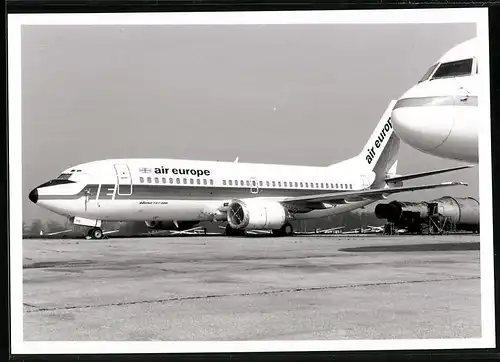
[144,220,199,230]
[375,196,479,230]
[227,199,287,230]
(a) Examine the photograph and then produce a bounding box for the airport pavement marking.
[24,275,479,313]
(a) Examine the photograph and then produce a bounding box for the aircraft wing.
[384,165,474,183]
[281,181,467,209]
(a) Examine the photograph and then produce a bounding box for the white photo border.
[8,8,494,355]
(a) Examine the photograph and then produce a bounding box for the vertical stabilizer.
[358,100,400,186]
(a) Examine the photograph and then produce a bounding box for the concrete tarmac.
[23,234,481,341]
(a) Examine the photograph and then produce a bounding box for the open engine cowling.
[145,220,199,231]
[227,199,287,230]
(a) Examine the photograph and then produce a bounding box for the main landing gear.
[224,223,294,237]
[87,227,104,240]
[225,224,246,237]
[271,223,294,237]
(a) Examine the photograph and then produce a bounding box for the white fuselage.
[34,158,376,224]
[391,38,478,163]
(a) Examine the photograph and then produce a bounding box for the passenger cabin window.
[210,180,213,185]
[418,63,439,83]
[284,182,287,187]
[266,181,270,187]
[147,177,151,183]
[140,177,144,183]
[246,181,250,186]
[169,178,173,184]
[223,180,227,186]
[432,58,473,80]
[162,177,166,184]
[203,179,207,185]
[235,180,239,186]
[197,179,200,185]
[278,182,281,187]
[176,178,180,184]
[229,180,233,186]
[190,179,194,185]
[155,177,159,184]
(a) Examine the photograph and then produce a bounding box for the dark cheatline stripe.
[37,183,347,201]
[393,95,478,110]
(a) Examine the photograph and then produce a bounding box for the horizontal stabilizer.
[384,165,474,183]
[282,181,468,205]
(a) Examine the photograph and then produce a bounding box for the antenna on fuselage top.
[234,157,239,163]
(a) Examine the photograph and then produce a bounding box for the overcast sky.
[21,23,478,223]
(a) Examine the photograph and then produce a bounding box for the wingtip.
[450,164,475,170]
[442,181,468,186]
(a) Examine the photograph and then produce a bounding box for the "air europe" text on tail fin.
[366,118,393,165]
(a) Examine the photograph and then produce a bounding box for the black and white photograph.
[8,8,495,354]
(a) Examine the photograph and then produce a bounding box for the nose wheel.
[87,227,104,239]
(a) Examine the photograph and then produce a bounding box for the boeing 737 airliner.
[391,37,479,163]
[28,100,472,239]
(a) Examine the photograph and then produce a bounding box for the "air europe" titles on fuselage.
[366,118,393,165]
[153,167,211,177]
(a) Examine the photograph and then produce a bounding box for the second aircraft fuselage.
[392,74,478,163]
[391,37,479,163]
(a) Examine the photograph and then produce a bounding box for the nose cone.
[29,188,38,204]
[391,97,454,153]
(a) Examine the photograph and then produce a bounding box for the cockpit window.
[431,58,473,80]
[39,179,75,188]
[418,63,439,83]
[57,173,72,180]
[37,173,76,187]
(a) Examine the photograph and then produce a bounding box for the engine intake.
[227,199,287,230]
